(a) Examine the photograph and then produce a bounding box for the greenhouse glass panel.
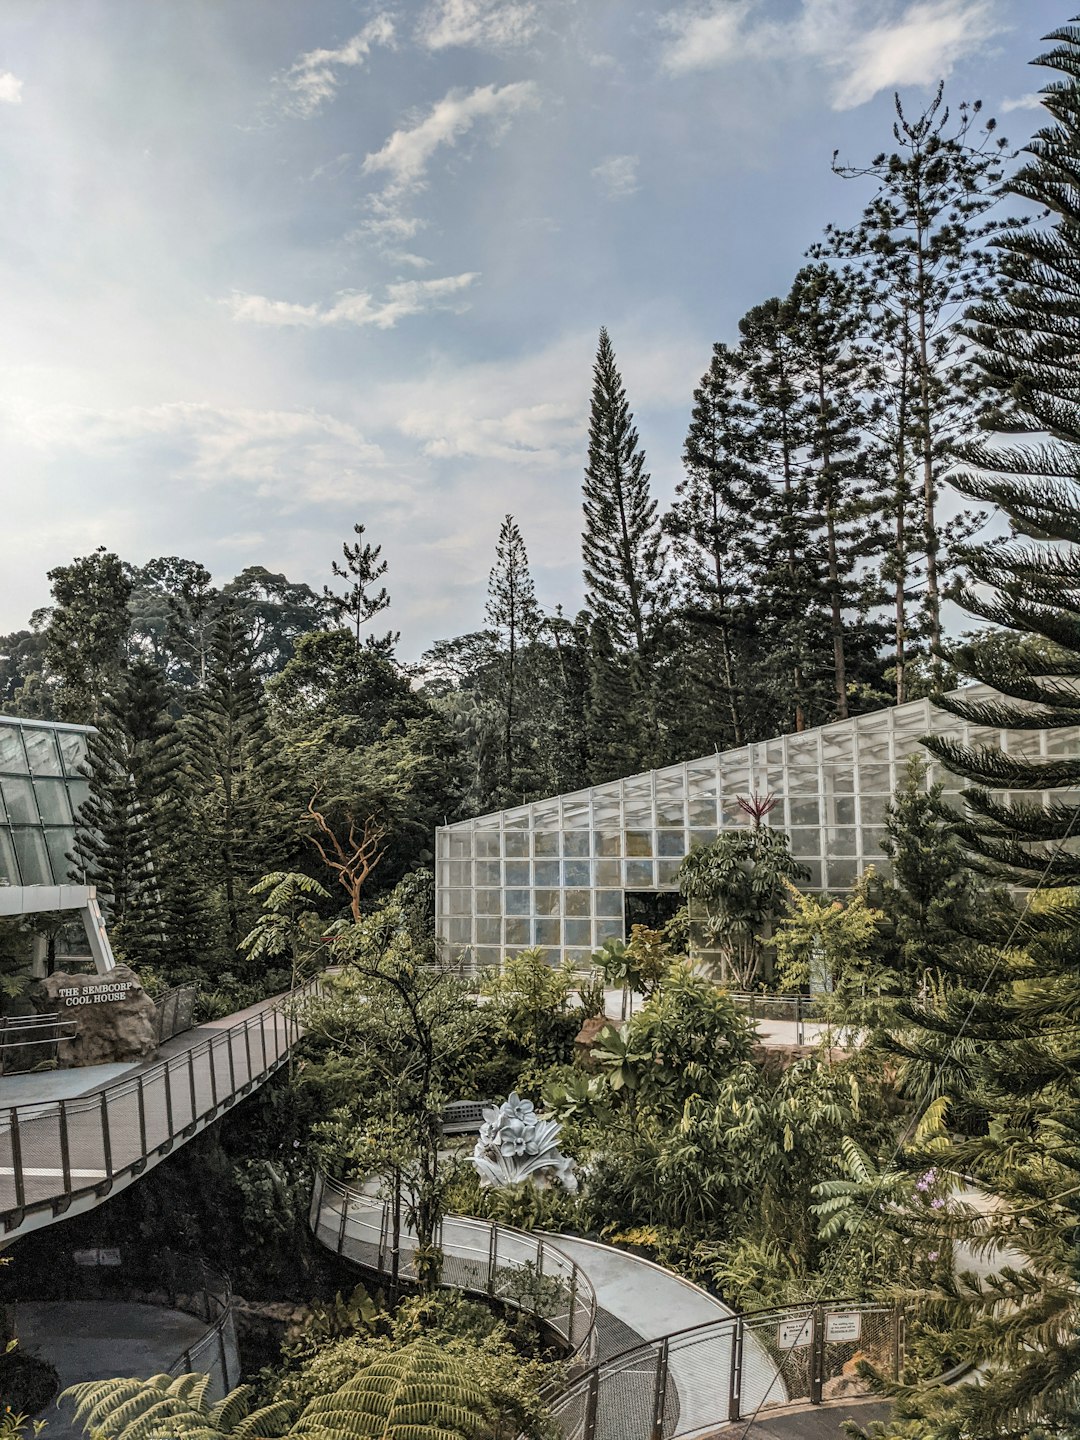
[476,861,501,886]
[0,830,18,884]
[450,890,471,915]
[859,765,892,792]
[477,892,502,915]
[535,831,560,857]
[506,890,530,915]
[563,860,591,886]
[505,860,529,885]
[625,831,652,857]
[562,797,590,829]
[58,731,89,774]
[826,827,857,856]
[2,777,37,825]
[449,833,471,859]
[657,830,687,856]
[563,832,590,857]
[596,891,623,916]
[533,860,560,886]
[504,918,529,945]
[564,890,590,916]
[564,917,592,946]
[625,860,654,887]
[790,797,820,825]
[535,889,560,916]
[23,729,62,776]
[13,829,50,885]
[0,728,27,772]
[449,918,471,944]
[593,790,621,825]
[595,831,621,856]
[35,781,73,826]
[657,860,682,885]
[477,918,501,945]
[595,859,621,886]
[689,830,718,850]
[534,918,560,946]
[475,833,501,857]
[504,831,529,858]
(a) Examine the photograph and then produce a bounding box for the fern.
[297,1339,489,1440]
[62,1374,294,1440]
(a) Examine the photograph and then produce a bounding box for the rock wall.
[40,965,158,1067]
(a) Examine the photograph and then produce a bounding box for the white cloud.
[362,81,539,194]
[279,15,394,117]
[0,72,23,105]
[417,0,540,51]
[592,154,640,200]
[227,272,480,329]
[19,402,388,504]
[658,0,1006,110]
[1001,92,1044,113]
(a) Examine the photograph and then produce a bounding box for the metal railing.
[0,1014,78,1074]
[0,977,323,1234]
[310,1173,597,1364]
[728,991,821,1046]
[164,1255,239,1394]
[154,985,199,1044]
[548,1297,902,1439]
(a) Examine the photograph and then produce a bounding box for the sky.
[0,0,1066,657]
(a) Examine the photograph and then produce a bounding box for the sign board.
[825,1312,862,1344]
[59,982,135,1007]
[72,1247,122,1267]
[777,1316,813,1349]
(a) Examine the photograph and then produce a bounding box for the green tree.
[825,84,1015,681]
[665,340,762,746]
[184,607,286,957]
[582,328,669,762]
[39,548,132,722]
[324,523,398,655]
[485,514,539,799]
[679,809,808,987]
[63,1372,293,1440]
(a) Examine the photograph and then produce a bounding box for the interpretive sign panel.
[777,1316,813,1349]
[73,1247,121,1266]
[825,1312,862,1343]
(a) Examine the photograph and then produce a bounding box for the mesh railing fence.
[546,1299,901,1439]
[2,979,321,1233]
[311,1174,597,1362]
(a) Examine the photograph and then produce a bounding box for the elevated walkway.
[309,1174,903,1439]
[0,980,321,1239]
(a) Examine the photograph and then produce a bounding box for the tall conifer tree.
[485,514,539,798]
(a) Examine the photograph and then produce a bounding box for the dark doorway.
[624,890,681,933]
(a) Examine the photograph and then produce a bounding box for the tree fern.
[297,1339,489,1440]
[62,1375,293,1440]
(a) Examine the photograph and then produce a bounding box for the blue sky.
[0,0,1063,655]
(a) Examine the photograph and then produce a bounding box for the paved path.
[15,1302,210,1440]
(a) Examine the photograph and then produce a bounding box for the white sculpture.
[472,1092,578,1193]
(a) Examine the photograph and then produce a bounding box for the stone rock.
[231,1295,313,1347]
[41,965,158,1068]
[821,1351,872,1400]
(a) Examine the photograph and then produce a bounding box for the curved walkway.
[0,980,321,1239]
[311,1177,901,1438]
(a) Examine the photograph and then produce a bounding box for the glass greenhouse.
[0,716,92,888]
[435,684,1079,970]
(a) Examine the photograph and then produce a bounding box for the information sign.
[825,1312,862,1344]
[777,1316,813,1349]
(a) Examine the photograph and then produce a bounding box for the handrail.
[309,1173,901,1438]
[310,1172,598,1365]
[1,976,324,1235]
[164,1255,238,1391]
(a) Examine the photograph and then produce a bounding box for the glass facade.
[0,716,92,887]
[435,685,1080,968]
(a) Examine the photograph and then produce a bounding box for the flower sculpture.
[472,1091,578,1192]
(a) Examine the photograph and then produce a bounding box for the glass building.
[0,714,113,972]
[0,716,92,888]
[435,684,1080,969]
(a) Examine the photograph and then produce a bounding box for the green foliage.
[39,547,132,722]
[591,927,670,1001]
[63,1372,294,1440]
[0,1345,59,1418]
[775,875,887,992]
[679,825,808,986]
[297,1338,490,1440]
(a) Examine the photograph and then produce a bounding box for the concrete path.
[14,1302,209,1440]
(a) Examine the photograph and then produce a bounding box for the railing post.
[584,1366,600,1440]
[260,1015,268,1074]
[226,1027,237,1095]
[568,1264,578,1347]
[164,1060,175,1138]
[137,1077,147,1157]
[243,1021,253,1083]
[188,1051,197,1125]
[809,1306,824,1404]
[100,1092,113,1178]
[727,1317,744,1421]
[209,1040,219,1108]
[9,1109,25,1210]
[58,1099,72,1195]
[650,1337,669,1440]
[337,1188,348,1254]
[893,1303,904,1380]
[487,1224,498,1295]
